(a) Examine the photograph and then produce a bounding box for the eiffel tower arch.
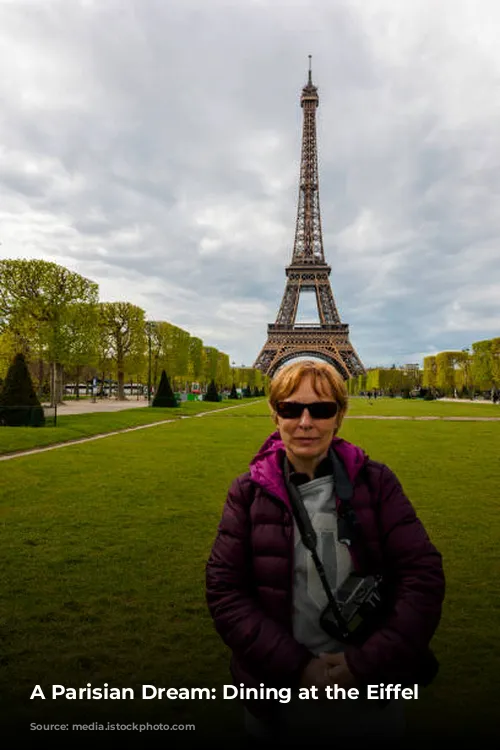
[271,347,350,379]
[254,59,365,380]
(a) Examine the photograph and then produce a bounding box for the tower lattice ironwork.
[254,59,365,379]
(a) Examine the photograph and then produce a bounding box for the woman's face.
[275,374,338,477]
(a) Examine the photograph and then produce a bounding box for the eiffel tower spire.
[254,61,365,379]
[292,55,325,264]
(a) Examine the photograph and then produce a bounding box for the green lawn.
[346,395,500,417]
[0,399,256,456]
[0,400,498,742]
[1,395,498,458]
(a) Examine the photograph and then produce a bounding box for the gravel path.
[42,398,149,416]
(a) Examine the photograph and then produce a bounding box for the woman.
[206,360,445,744]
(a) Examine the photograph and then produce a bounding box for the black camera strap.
[330,449,357,547]
[283,452,350,636]
[330,450,373,575]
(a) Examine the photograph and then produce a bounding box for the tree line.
[422,340,500,397]
[0,259,268,404]
[348,366,421,397]
[348,338,500,398]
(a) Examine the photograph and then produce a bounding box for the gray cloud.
[1,0,499,369]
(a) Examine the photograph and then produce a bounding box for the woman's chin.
[290,445,323,462]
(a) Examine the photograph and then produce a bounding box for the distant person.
[206,360,444,746]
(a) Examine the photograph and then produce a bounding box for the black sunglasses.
[275,401,338,420]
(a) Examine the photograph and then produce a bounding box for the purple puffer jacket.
[206,432,445,705]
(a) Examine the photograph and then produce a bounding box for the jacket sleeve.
[206,475,313,684]
[344,464,445,684]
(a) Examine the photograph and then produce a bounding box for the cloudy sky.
[1,0,499,369]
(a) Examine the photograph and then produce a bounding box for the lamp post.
[146,322,153,405]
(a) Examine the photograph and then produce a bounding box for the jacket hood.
[249,430,368,509]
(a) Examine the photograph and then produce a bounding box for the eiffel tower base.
[254,324,365,379]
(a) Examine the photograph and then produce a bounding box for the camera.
[320,573,385,644]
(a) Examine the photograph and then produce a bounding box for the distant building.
[402,363,420,372]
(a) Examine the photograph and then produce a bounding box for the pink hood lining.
[249,430,367,509]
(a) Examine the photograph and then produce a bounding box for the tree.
[152,370,178,408]
[62,303,99,398]
[471,338,500,397]
[229,383,239,399]
[171,326,191,389]
[203,347,219,386]
[0,260,99,404]
[188,337,204,384]
[144,321,162,392]
[0,353,45,426]
[422,356,437,392]
[357,374,367,393]
[144,322,192,391]
[436,352,462,396]
[492,338,500,391]
[216,352,231,389]
[0,260,99,405]
[245,367,256,391]
[99,302,146,400]
[0,330,19,383]
[203,379,219,402]
[454,350,472,397]
[366,369,380,392]
[471,340,493,392]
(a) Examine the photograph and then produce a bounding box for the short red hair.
[268,359,348,434]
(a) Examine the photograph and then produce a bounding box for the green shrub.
[203,380,220,402]
[0,353,45,427]
[152,370,178,408]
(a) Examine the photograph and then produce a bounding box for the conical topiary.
[152,370,178,407]
[0,353,45,426]
[229,383,238,399]
[203,379,220,402]
[253,386,260,397]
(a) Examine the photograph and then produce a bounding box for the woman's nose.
[298,407,313,426]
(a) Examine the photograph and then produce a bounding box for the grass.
[1,396,498,458]
[346,395,500,417]
[0,399,256,456]
[0,400,498,742]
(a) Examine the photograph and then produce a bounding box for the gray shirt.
[292,475,354,654]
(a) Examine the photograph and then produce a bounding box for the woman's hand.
[319,651,357,689]
[299,657,330,691]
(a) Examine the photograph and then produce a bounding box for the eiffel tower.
[254,59,365,379]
